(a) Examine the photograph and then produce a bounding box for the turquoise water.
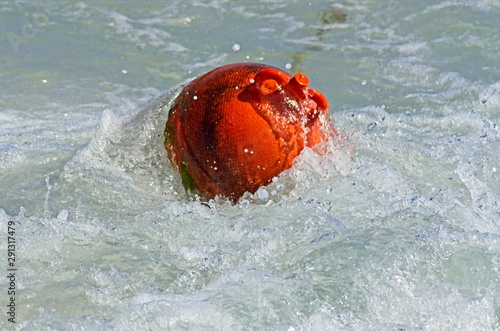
[1,1,499,330]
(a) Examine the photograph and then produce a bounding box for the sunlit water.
[1,1,499,330]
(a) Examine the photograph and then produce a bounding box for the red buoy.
[165,63,338,201]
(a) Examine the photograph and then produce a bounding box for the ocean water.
[0,1,499,330]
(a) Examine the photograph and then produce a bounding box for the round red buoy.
[164,63,338,201]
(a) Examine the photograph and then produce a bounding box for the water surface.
[0,1,499,330]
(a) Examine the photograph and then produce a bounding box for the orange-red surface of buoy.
[164,63,338,201]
